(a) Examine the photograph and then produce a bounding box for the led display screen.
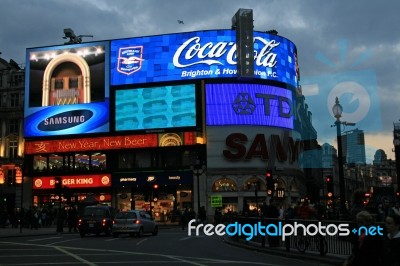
[115,84,196,131]
[24,41,110,137]
[110,30,298,87]
[205,83,294,129]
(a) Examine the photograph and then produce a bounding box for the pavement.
[223,236,348,266]
[0,224,348,265]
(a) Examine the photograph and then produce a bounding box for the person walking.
[382,214,400,266]
[344,211,384,266]
[67,206,78,233]
[181,208,188,230]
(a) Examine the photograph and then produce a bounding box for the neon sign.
[111,30,297,87]
[205,83,294,129]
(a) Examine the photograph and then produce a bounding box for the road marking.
[47,239,77,245]
[28,237,62,242]
[179,235,205,241]
[105,238,118,242]
[54,246,96,266]
[136,238,147,245]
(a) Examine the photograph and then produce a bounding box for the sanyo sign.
[206,127,303,169]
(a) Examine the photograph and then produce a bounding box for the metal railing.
[230,216,359,256]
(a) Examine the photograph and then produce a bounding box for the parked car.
[112,210,158,238]
[78,205,115,237]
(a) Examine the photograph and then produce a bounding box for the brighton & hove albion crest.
[117,46,143,75]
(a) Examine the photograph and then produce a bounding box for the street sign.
[210,195,222,207]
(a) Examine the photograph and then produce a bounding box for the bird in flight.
[177,20,184,24]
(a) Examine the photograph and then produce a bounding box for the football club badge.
[117,46,143,75]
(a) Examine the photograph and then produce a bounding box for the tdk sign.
[206,83,294,129]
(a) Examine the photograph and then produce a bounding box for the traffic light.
[54,177,62,196]
[152,183,159,202]
[265,170,274,195]
[63,186,72,205]
[326,176,334,198]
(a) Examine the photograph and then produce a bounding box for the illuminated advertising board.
[33,174,111,189]
[24,41,110,137]
[24,132,197,154]
[115,84,197,131]
[110,30,298,87]
[205,83,294,129]
[113,171,193,186]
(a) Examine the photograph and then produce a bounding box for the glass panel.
[34,155,47,172]
[135,150,151,168]
[92,153,106,170]
[49,154,63,171]
[75,153,89,171]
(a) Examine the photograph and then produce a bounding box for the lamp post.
[193,159,206,215]
[332,97,347,216]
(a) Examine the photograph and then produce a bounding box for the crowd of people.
[0,205,80,233]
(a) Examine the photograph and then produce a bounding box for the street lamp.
[332,97,352,216]
[192,159,206,215]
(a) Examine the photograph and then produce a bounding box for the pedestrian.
[264,199,280,247]
[181,208,188,230]
[198,206,206,223]
[349,190,366,222]
[67,206,78,233]
[389,202,400,216]
[296,199,315,220]
[214,208,222,225]
[382,214,400,266]
[343,211,384,266]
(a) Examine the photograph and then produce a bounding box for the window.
[49,154,63,171]
[212,178,238,192]
[8,139,18,158]
[75,153,90,171]
[135,150,151,168]
[10,93,19,107]
[8,119,19,134]
[34,155,48,172]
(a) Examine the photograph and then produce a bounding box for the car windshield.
[83,208,106,217]
[115,212,137,219]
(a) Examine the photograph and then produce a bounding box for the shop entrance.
[116,188,193,222]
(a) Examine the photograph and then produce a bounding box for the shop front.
[113,171,193,222]
[32,174,112,209]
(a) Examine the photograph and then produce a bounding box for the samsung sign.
[205,83,294,129]
[25,103,109,136]
[111,30,298,87]
[24,41,110,137]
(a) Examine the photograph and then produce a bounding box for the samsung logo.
[38,110,93,131]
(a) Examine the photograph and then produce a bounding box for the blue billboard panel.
[111,30,298,87]
[115,84,196,131]
[205,83,294,129]
[24,42,110,137]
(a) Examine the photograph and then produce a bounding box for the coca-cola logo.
[172,36,280,68]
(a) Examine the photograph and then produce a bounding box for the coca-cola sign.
[111,30,298,87]
[172,37,279,68]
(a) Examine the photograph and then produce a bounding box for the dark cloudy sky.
[1,0,399,162]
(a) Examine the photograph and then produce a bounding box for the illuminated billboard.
[205,83,294,129]
[115,84,197,131]
[110,30,298,87]
[24,41,110,137]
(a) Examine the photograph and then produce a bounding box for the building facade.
[22,18,319,220]
[341,128,366,165]
[0,57,25,214]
